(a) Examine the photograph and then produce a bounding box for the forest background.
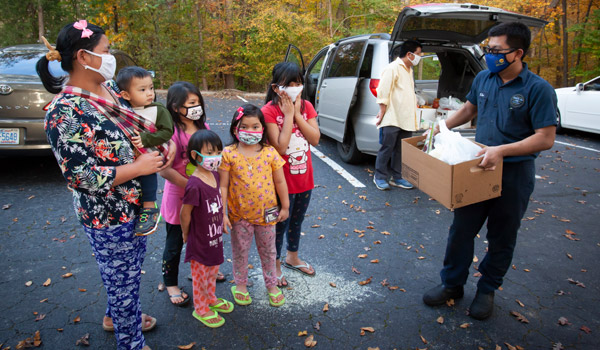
[1,0,599,91]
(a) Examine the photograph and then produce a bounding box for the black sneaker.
[423,284,464,306]
[135,207,161,236]
[468,290,495,320]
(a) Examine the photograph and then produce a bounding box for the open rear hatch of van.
[391,3,547,46]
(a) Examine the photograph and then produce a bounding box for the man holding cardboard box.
[422,22,557,320]
[373,40,422,191]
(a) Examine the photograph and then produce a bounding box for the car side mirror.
[575,83,584,93]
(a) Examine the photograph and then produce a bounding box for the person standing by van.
[422,22,557,320]
[373,40,422,190]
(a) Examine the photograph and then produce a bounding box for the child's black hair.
[36,21,105,94]
[265,61,305,108]
[166,81,207,132]
[229,103,268,149]
[116,66,152,92]
[186,129,223,165]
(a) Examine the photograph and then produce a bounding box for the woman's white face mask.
[278,85,303,102]
[83,50,117,81]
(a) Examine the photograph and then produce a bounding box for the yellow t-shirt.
[220,144,286,225]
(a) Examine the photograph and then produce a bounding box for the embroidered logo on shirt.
[510,94,525,108]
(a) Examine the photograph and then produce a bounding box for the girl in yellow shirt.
[218,104,290,307]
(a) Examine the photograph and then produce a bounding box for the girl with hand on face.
[218,104,290,307]
[261,62,320,287]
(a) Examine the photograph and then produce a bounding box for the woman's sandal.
[192,310,224,328]
[230,286,252,306]
[168,287,190,307]
[267,287,286,307]
[209,298,234,314]
[102,314,157,332]
[276,271,288,287]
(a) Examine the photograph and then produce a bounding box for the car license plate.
[0,128,20,145]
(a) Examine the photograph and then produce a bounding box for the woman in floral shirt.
[38,21,172,350]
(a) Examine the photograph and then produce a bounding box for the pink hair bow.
[73,20,93,39]
[236,107,244,120]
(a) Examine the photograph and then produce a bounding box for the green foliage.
[569,9,600,80]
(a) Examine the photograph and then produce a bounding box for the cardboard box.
[401,135,502,209]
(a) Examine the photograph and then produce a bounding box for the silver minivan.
[285,3,546,163]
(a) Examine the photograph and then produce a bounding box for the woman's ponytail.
[36,56,66,94]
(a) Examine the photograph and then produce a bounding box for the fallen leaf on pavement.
[358,254,368,258]
[43,278,51,287]
[318,235,325,239]
[25,281,33,287]
[35,314,46,321]
[417,256,426,260]
[313,321,321,330]
[437,316,444,324]
[75,333,90,346]
[298,330,307,336]
[381,231,390,235]
[523,269,530,272]
[420,334,428,344]
[495,345,501,350]
[354,229,365,233]
[473,255,478,263]
[311,225,321,228]
[446,299,455,307]
[248,264,254,269]
[79,288,87,292]
[388,286,399,290]
[510,311,530,323]
[62,272,73,278]
[567,278,585,288]
[351,267,361,274]
[385,202,390,206]
[566,253,573,259]
[27,195,35,200]
[515,299,525,307]
[341,218,348,221]
[473,272,482,277]
[504,343,517,350]
[367,348,380,350]
[157,283,165,291]
[558,317,570,326]
[373,240,381,244]
[2,204,11,210]
[370,259,379,263]
[73,316,81,323]
[358,233,365,238]
[459,323,470,328]
[358,276,373,286]
[329,282,336,288]
[580,325,591,334]
[177,342,196,349]
[360,327,375,336]
[552,342,565,350]
[304,334,316,347]
[323,303,329,312]
[380,279,389,287]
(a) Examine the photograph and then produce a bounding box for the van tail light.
[43,102,52,111]
[369,79,379,97]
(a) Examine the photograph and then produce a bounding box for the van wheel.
[337,127,367,164]
[556,110,564,134]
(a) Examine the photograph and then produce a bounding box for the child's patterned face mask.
[236,129,263,145]
[194,150,222,171]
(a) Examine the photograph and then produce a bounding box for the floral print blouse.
[44,81,140,229]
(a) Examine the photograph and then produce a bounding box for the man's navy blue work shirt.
[466,63,557,162]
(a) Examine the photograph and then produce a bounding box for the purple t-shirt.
[182,173,224,266]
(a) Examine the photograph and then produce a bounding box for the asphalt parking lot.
[1,94,599,350]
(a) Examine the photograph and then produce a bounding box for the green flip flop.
[192,310,225,328]
[267,287,286,307]
[209,298,234,314]
[231,286,252,306]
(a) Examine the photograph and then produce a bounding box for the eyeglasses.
[483,46,517,55]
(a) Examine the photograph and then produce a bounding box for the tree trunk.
[561,0,568,87]
[113,5,119,34]
[574,0,594,84]
[328,0,333,38]
[37,0,44,42]
[196,2,208,91]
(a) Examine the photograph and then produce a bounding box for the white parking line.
[555,140,600,153]
[311,147,366,188]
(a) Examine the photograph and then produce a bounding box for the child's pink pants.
[230,219,277,288]
[190,260,219,315]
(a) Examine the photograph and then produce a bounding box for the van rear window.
[402,17,496,39]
